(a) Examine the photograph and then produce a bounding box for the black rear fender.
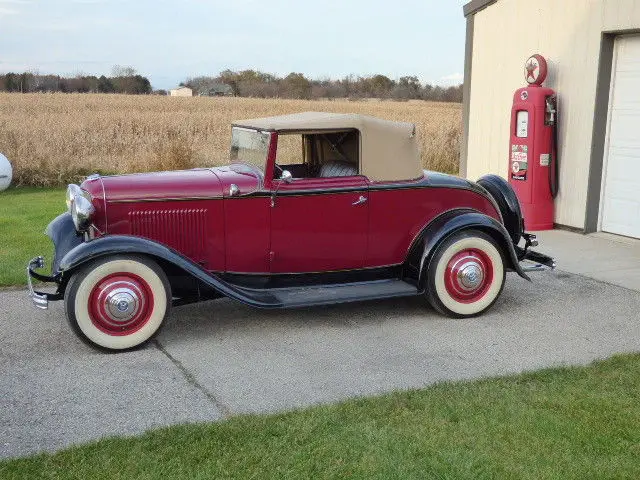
[403,209,529,290]
[476,174,524,247]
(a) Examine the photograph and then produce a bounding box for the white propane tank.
[0,153,12,191]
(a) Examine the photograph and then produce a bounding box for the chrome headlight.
[66,184,83,210]
[66,184,95,232]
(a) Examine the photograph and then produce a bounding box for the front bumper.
[28,213,82,310]
[27,256,62,310]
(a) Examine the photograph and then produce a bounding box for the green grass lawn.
[1,354,639,480]
[0,187,65,286]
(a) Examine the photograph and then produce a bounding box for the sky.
[0,0,469,90]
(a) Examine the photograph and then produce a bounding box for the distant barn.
[169,86,193,97]
[198,83,233,97]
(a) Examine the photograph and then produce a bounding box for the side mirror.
[280,170,293,183]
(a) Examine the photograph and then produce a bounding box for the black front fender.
[404,209,530,290]
[46,213,84,274]
[58,235,284,309]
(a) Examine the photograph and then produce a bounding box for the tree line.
[0,66,151,94]
[184,70,463,102]
[0,65,463,102]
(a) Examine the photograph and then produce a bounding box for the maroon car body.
[28,112,554,351]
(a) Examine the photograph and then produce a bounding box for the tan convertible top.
[232,112,422,182]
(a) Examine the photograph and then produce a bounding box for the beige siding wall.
[467,0,640,228]
[169,88,193,97]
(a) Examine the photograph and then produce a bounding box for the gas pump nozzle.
[545,96,557,126]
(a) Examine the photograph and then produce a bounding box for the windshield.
[230,127,270,174]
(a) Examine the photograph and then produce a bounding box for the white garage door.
[601,35,640,239]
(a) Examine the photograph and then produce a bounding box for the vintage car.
[28,112,554,351]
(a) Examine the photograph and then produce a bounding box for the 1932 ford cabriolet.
[28,112,554,351]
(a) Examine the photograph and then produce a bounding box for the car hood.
[81,166,263,203]
[83,169,222,202]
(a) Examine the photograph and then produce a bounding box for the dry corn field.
[0,93,461,187]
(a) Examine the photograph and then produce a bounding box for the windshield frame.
[229,127,271,178]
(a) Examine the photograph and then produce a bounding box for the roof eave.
[463,0,497,17]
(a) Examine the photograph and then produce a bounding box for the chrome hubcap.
[456,261,484,291]
[105,287,140,322]
[445,248,493,303]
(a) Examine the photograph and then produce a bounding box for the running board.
[231,279,419,309]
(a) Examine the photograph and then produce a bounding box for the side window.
[275,134,304,166]
[274,134,307,179]
[274,130,360,179]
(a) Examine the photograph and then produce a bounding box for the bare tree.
[111,65,137,77]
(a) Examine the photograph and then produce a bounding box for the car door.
[269,176,369,274]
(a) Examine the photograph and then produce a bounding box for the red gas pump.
[508,54,558,231]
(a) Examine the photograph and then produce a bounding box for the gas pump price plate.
[540,153,550,167]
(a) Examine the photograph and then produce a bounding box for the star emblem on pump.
[524,54,548,86]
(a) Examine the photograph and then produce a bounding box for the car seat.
[318,161,358,177]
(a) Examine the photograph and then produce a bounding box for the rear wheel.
[64,255,171,351]
[426,230,505,318]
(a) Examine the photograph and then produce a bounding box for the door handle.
[352,195,367,206]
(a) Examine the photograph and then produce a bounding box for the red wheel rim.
[444,248,494,303]
[88,272,154,336]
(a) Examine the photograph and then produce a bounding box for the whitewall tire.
[426,230,506,318]
[64,255,171,351]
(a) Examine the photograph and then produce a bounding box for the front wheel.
[64,255,171,351]
[426,230,506,318]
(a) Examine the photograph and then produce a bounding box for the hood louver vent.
[129,209,208,265]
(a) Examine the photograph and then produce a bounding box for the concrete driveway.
[2,231,640,459]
